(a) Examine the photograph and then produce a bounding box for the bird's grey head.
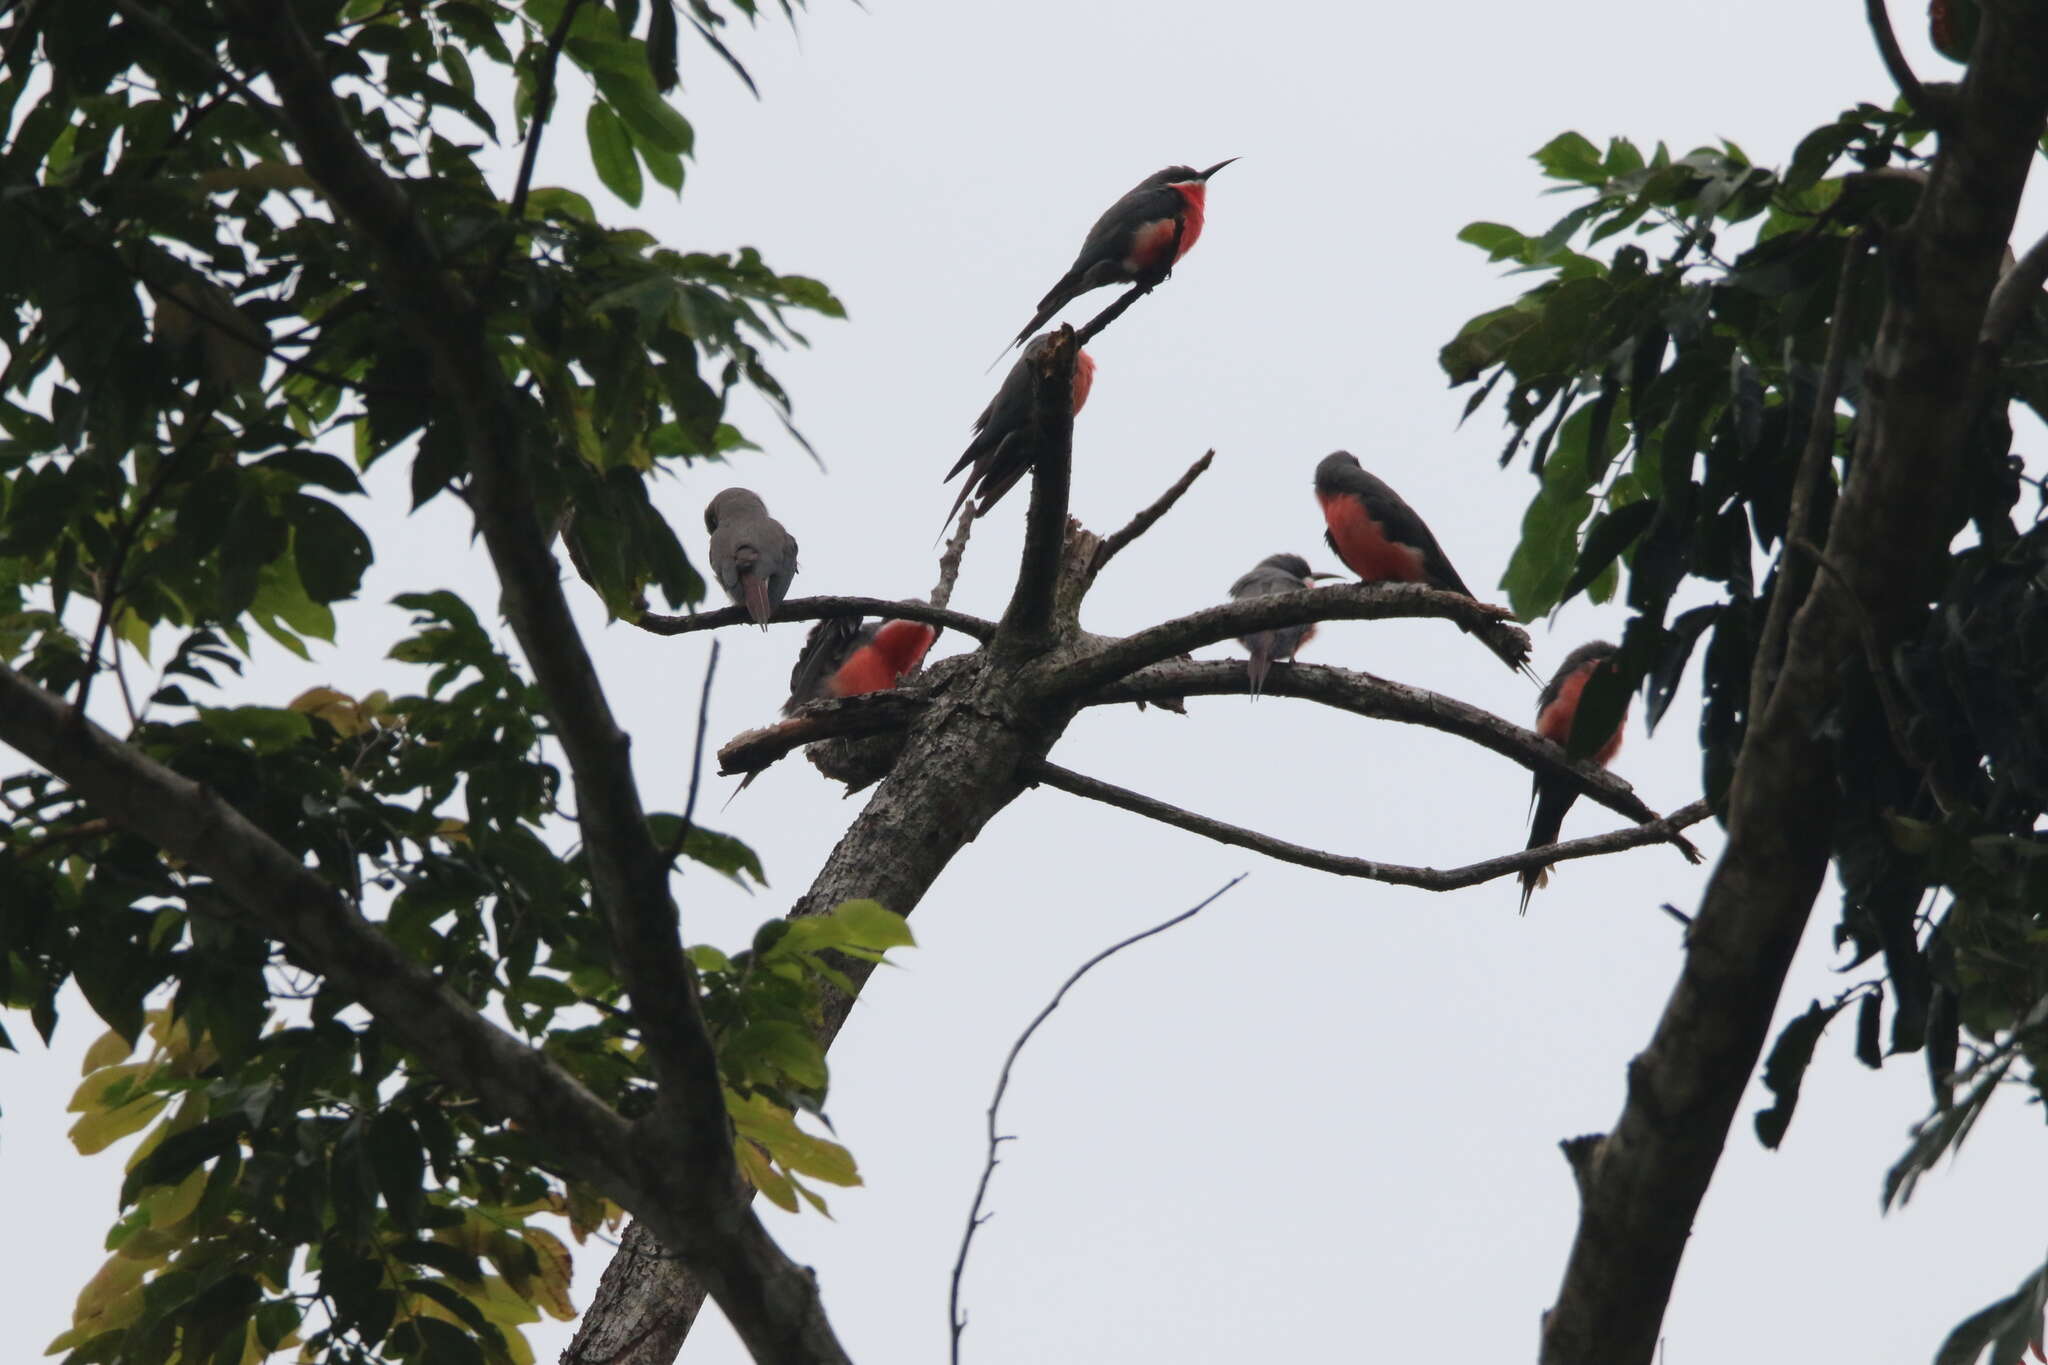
[705,486,768,534]
[1314,450,1363,488]
[1258,552,1315,580]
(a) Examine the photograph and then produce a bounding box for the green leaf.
[1533,131,1605,185]
[827,898,915,952]
[585,102,642,207]
[1559,498,1659,606]
[593,71,694,155]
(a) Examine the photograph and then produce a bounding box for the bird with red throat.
[1228,553,1339,696]
[944,331,1096,528]
[1312,451,1534,676]
[783,616,938,715]
[1007,160,1237,350]
[1520,640,1627,913]
[705,487,797,629]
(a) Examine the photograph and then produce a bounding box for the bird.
[783,617,938,715]
[1312,451,1534,676]
[1228,553,1339,695]
[704,488,798,628]
[1006,160,1237,350]
[1520,641,1627,913]
[944,332,1096,528]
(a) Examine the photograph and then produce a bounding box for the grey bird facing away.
[1007,160,1238,351]
[1229,552,1339,696]
[1520,641,1627,913]
[1312,450,1537,678]
[705,487,798,629]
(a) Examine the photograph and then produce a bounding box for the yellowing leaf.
[522,1228,575,1321]
[70,1250,148,1336]
[69,1063,148,1113]
[195,162,320,194]
[469,1275,543,1329]
[736,1140,798,1213]
[726,1090,861,1190]
[69,1092,166,1155]
[288,685,365,737]
[80,1028,134,1075]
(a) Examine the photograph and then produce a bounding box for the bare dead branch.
[635,594,995,642]
[1086,449,1215,583]
[1040,582,1529,699]
[996,328,1081,649]
[1750,231,1869,719]
[949,874,1244,1365]
[1089,658,1697,847]
[931,499,978,610]
[1029,762,1710,890]
[718,690,931,777]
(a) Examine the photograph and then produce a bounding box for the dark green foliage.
[1451,99,2048,1357]
[0,1,877,1361]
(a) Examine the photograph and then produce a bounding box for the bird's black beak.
[1198,158,1239,180]
[1306,571,1343,582]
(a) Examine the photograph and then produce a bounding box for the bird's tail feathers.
[742,575,772,629]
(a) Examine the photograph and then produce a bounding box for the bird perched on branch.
[944,332,1095,528]
[783,617,938,715]
[1007,160,1237,350]
[1520,641,1627,913]
[705,488,798,629]
[1312,451,1534,676]
[1228,553,1339,696]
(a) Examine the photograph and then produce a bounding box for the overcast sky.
[6,1,2047,1362]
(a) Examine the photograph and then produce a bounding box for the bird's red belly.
[829,621,935,698]
[829,649,901,698]
[1538,667,1626,764]
[1124,212,1202,273]
[1320,492,1427,583]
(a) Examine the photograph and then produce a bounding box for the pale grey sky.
[5,2,2044,1362]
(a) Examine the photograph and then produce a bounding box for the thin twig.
[1071,218,1183,349]
[1028,761,1711,890]
[1750,232,1868,720]
[662,640,720,865]
[74,415,214,718]
[507,0,586,227]
[1087,449,1215,583]
[948,873,1245,1364]
[1865,0,1932,118]
[1982,226,2048,354]
[930,500,977,611]
[634,595,995,642]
